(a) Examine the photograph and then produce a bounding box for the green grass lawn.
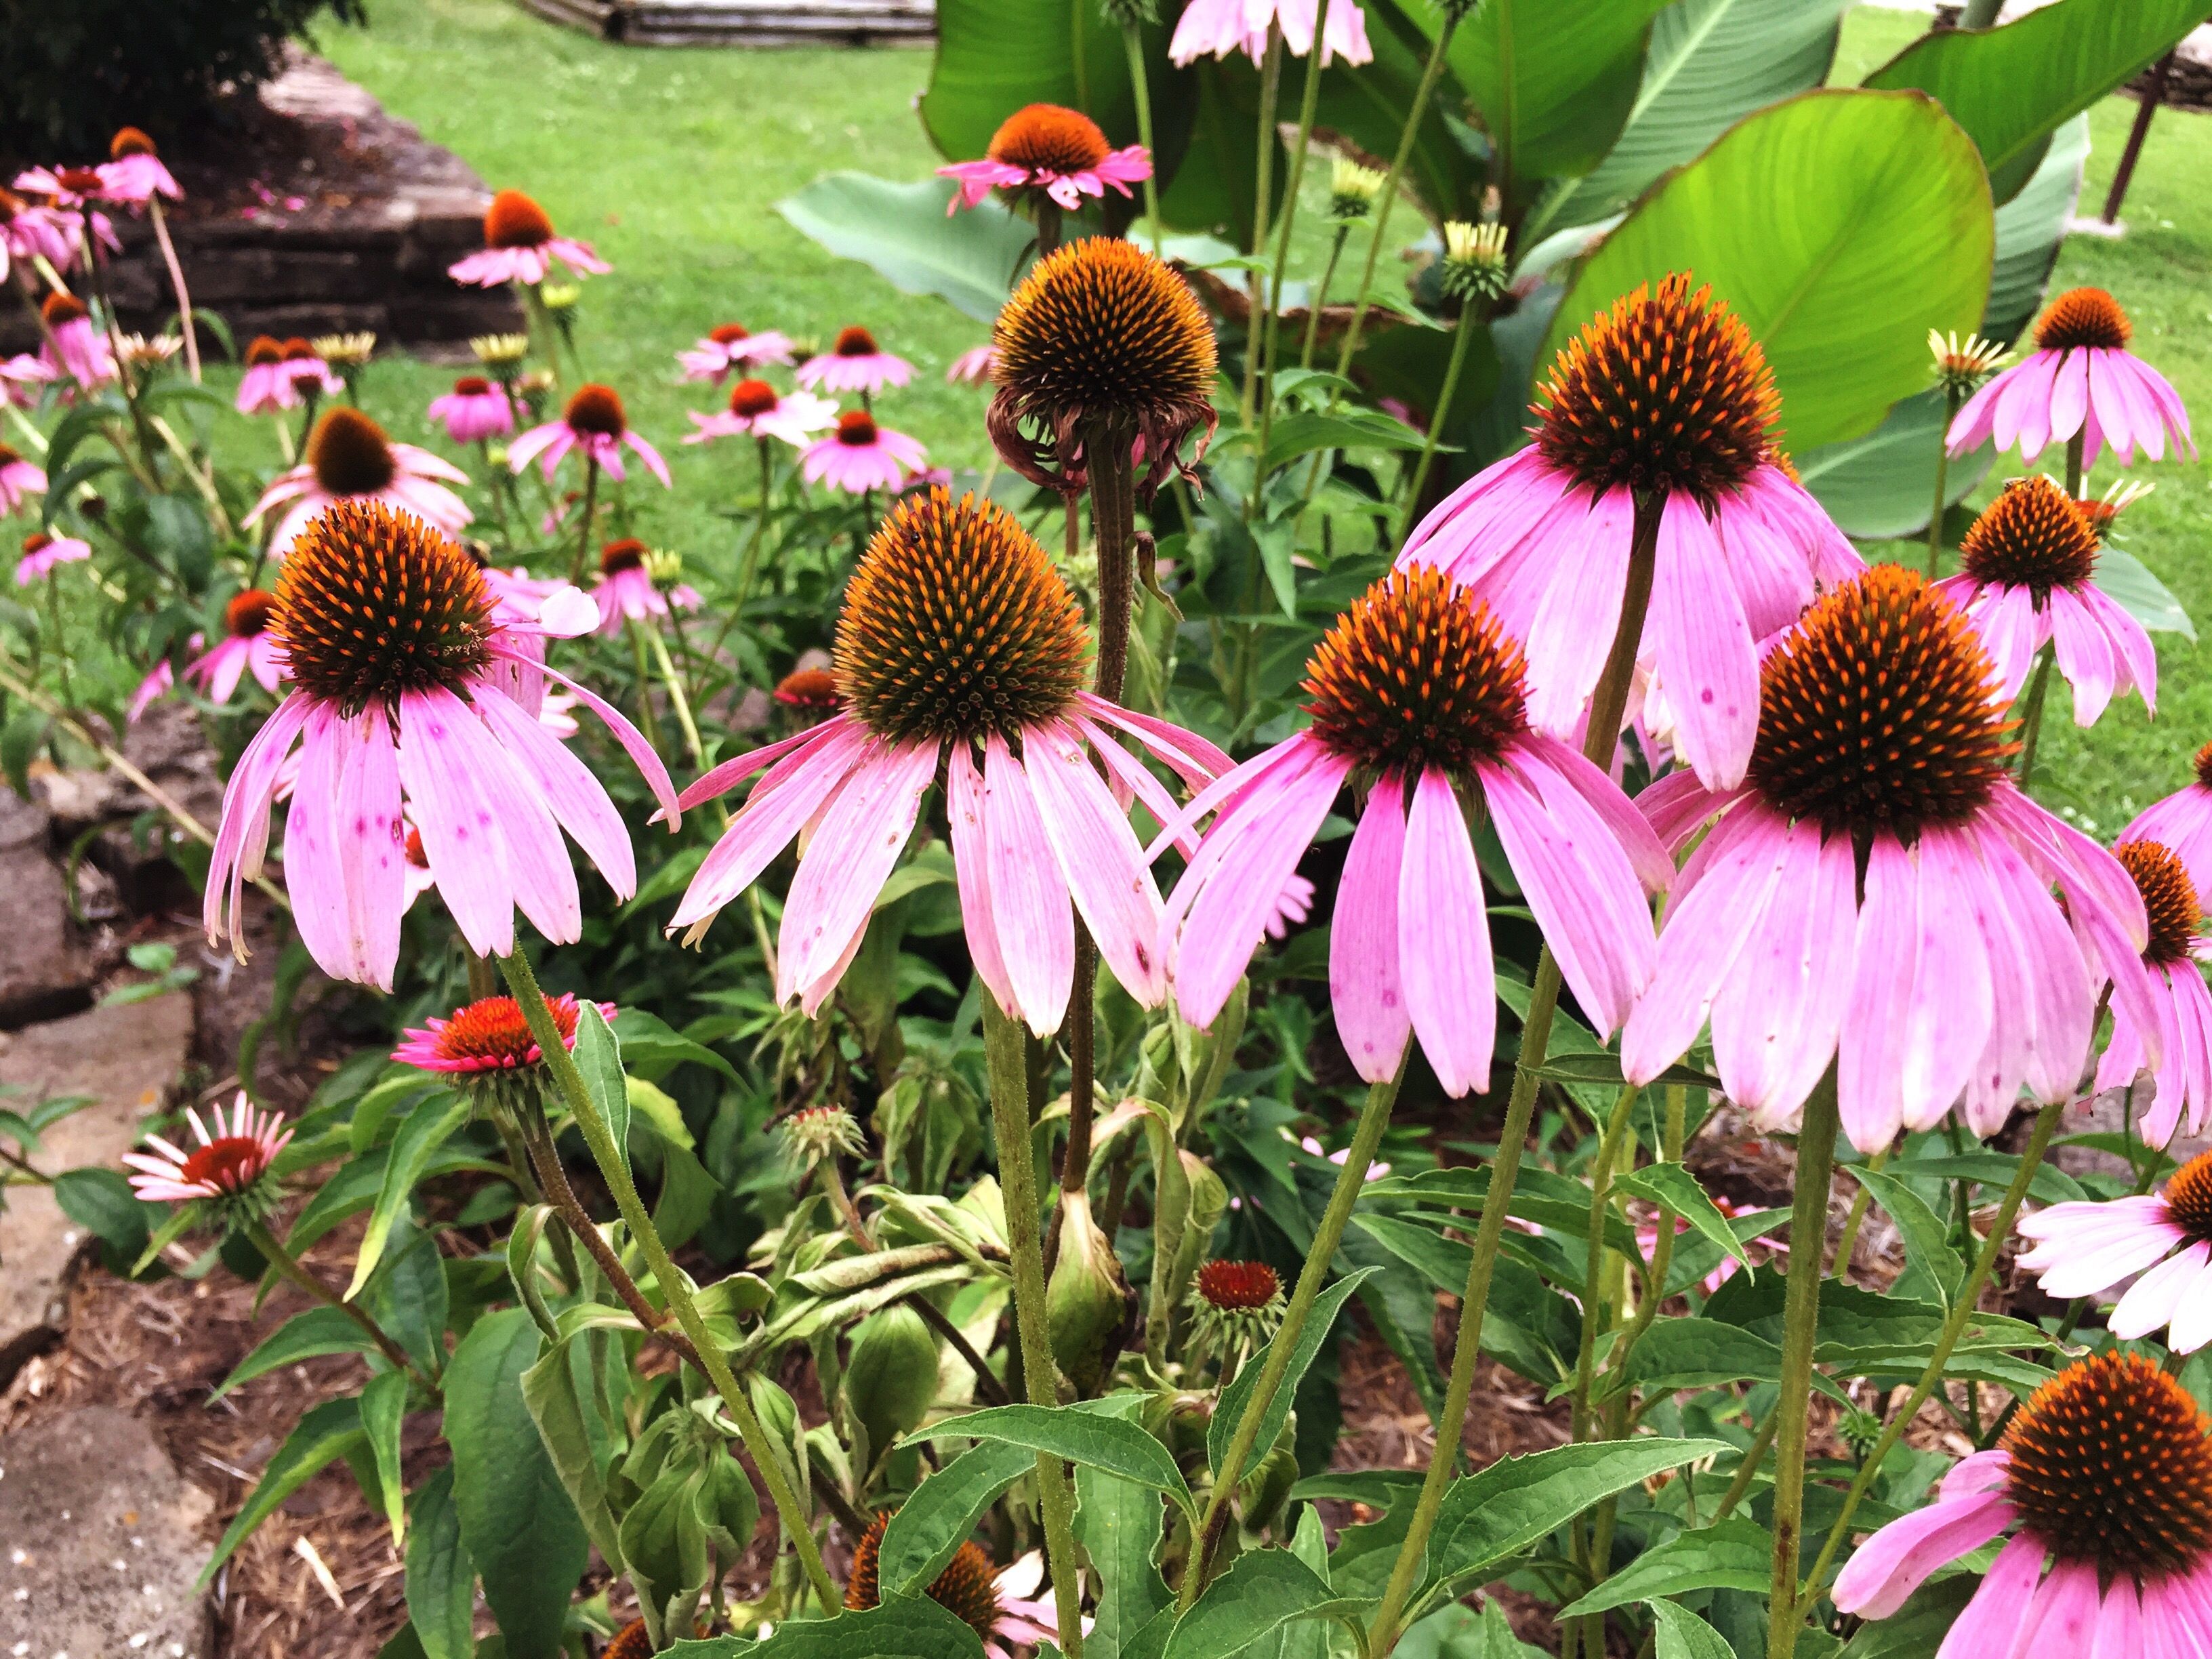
[309,0,2211,827]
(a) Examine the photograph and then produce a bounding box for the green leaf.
[1078,1464,1173,1659]
[287,1143,498,1256]
[1548,91,1992,452]
[664,1597,989,1657]
[405,1466,477,1659]
[1425,1438,1732,1595]
[914,1402,1193,1517]
[1210,1268,1376,1479]
[362,1368,409,1545]
[198,1397,367,1585]
[1863,0,2207,201]
[1162,1547,1337,1659]
[1650,1600,1740,1659]
[1261,409,1429,472]
[610,1008,741,1086]
[1397,1601,1547,1659]
[777,174,1036,325]
[1595,1316,1846,1406]
[213,1305,377,1401]
[367,1223,452,1375]
[880,1441,1036,1597]
[520,1340,624,1568]
[1851,1167,1966,1307]
[1898,1151,2086,1206]
[349,1098,470,1298]
[2099,547,2196,643]
[573,1003,630,1174]
[1616,1164,1752,1284]
[447,1309,589,1659]
[1543,0,1849,226]
[1560,1516,1773,1615]
[52,1168,153,1271]
[1984,113,2090,344]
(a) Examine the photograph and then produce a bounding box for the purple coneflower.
[1949,287,2193,467]
[247,407,472,557]
[448,189,610,287]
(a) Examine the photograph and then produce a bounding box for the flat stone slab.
[0,996,195,1385]
[0,1405,213,1659]
[518,0,934,47]
[0,790,104,1029]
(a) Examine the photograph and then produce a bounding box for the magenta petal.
[2045,586,2117,725]
[1021,720,1166,1006]
[1896,830,1997,1131]
[205,693,310,949]
[446,692,581,947]
[283,706,356,983]
[395,688,518,957]
[334,705,405,989]
[1838,835,1921,1150]
[1710,818,1856,1119]
[678,721,840,813]
[1518,487,1634,737]
[946,742,1017,1023]
[1330,779,1412,1084]
[1931,1532,2045,1659]
[983,733,1076,1037]
[668,723,867,931]
[1650,494,1759,790]
[2013,1560,2101,1657]
[1830,1489,2015,1619]
[493,645,683,829]
[776,739,937,1008]
[473,685,636,898]
[1399,769,1496,1097]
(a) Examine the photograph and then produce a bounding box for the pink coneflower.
[2018,1150,2212,1350]
[203,501,680,989]
[1159,566,1662,1095]
[947,344,996,386]
[0,443,46,512]
[248,407,472,556]
[796,326,913,395]
[1949,287,2194,467]
[447,189,610,287]
[1398,275,1860,789]
[683,377,836,448]
[845,1517,1085,1658]
[510,384,671,487]
[1,352,56,407]
[426,375,515,444]
[128,659,175,722]
[39,292,115,390]
[2086,841,2212,1147]
[1297,1135,1387,1183]
[677,321,796,382]
[2127,747,2212,899]
[801,410,926,495]
[480,563,569,623]
[589,538,694,636]
[1935,474,2154,725]
[13,163,111,209]
[394,991,611,1076]
[123,1092,291,1219]
[1620,567,2154,1153]
[1832,1352,2212,1656]
[669,488,1224,1033]
[983,1550,1082,1659]
[234,336,299,415]
[185,590,286,704]
[97,128,180,206]
[0,187,79,265]
[1266,871,1313,940]
[14,531,88,586]
[279,336,344,400]
[940,104,1151,214]
[1169,0,1372,66]
[773,666,840,724]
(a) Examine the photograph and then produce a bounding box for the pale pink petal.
[473,685,636,897]
[394,689,517,957]
[1932,1533,2045,1659]
[947,743,1016,1022]
[983,733,1077,1037]
[677,722,842,813]
[492,647,682,827]
[1398,769,1496,1097]
[775,740,938,1007]
[204,694,311,947]
[669,724,869,930]
[1516,489,1635,737]
[333,706,404,988]
[2045,586,2117,726]
[2013,1560,2100,1656]
[2110,1239,2211,1340]
[1022,720,1166,1006]
[1650,495,1759,790]
[1830,1489,2015,1619]
[1330,778,1412,1084]
[1709,819,1857,1119]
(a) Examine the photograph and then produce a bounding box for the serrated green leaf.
[914,1403,1193,1517]
[1851,1166,1967,1308]
[1210,1268,1376,1479]
[1560,1516,1773,1616]
[1162,1548,1337,1659]
[1616,1163,1753,1284]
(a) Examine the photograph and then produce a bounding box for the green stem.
[243,1217,432,1392]
[1711,1406,1780,1523]
[1364,493,1660,1657]
[2064,427,2085,501]
[1925,389,1959,579]
[1570,1084,1643,1445]
[1604,1086,1685,1389]
[1766,1069,1841,1659]
[1181,1059,1407,1608]
[2015,644,2057,788]
[1300,226,1349,372]
[1831,1147,1893,1281]
[1251,41,1326,509]
[1332,17,1458,379]
[1122,24,1165,257]
[626,621,664,754]
[643,621,706,775]
[569,459,600,585]
[981,997,1086,1658]
[1797,1094,2067,1615]
[1399,301,1484,541]
[1241,28,1286,430]
[496,945,840,1614]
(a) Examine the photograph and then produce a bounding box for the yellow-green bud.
[470,331,530,367]
[539,282,581,312]
[1330,158,1387,224]
[1439,220,1511,304]
[843,1303,941,1465]
[1047,1188,1133,1395]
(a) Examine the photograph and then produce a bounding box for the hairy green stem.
[1300,225,1349,371]
[497,945,840,1614]
[1831,1147,1893,1282]
[1570,1084,1643,1445]
[1250,40,1326,509]
[1766,1069,1841,1659]
[1240,28,1286,430]
[1924,390,1960,578]
[1122,24,1165,256]
[2015,645,2057,787]
[1398,300,1484,541]
[243,1217,432,1391]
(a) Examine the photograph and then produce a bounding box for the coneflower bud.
[1187,1258,1286,1362]
[1046,1187,1133,1395]
[1927,329,2012,398]
[1438,220,1511,304]
[314,331,377,367]
[644,547,686,588]
[471,332,531,368]
[1098,0,1156,24]
[1329,158,1387,223]
[779,1103,867,1166]
[842,1304,942,1465]
[540,283,581,314]
[2077,476,2155,541]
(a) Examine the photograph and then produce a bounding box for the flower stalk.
[1765,1067,1841,1659]
[1240,26,1286,428]
[241,1216,432,1391]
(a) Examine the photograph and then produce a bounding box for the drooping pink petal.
[1838,836,1923,1150]
[435,689,582,946]
[333,705,405,988]
[946,742,1016,1022]
[2078,582,2157,716]
[1516,731,1673,893]
[1829,1489,2015,1619]
[1022,720,1166,1006]
[1331,777,1412,1084]
[775,739,937,1008]
[983,733,1077,1037]
[1077,693,1233,787]
[1650,494,1759,790]
[1930,1533,2045,1659]
[1517,487,1635,737]
[2013,1559,2100,1656]
[1398,769,1496,1097]
[669,722,869,930]
[394,689,519,956]
[491,645,682,827]
[1708,818,1857,1120]
[472,685,636,897]
[676,721,841,813]
[283,706,359,982]
[205,693,312,948]
[2045,585,2118,725]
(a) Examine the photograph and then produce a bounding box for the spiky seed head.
[1534,272,1779,506]
[775,667,840,710]
[308,407,399,496]
[780,1104,867,1166]
[729,378,779,417]
[846,1513,1002,1640]
[483,188,556,249]
[1746,566,2015,842]
[834,487,1090,745]
[2035,287,2131,353]
[271,501,493,716]
[708,322,752,345]
[600,536,647,575]
[224,588,276,638]
[1958,475,2099,600]
[834,325,881,357]
[41,292,86,327]
[988,104,1113,176]
[245,335,285,368]
[564,383,626,437]
[2165,1150,2212,1244]
[2116,840,2202,968]
[110,126,157,159]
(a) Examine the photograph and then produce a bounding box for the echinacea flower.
[1929,329,2013,401]
[0,352,56,407]
[2085,840,2212,1147]
[1935,474,2154,726]
[1832,1351,2212,1656]
[2128,750,2212,901]
[394,991,613,1116]
[185,589,286,704]
[203,499,680,989]
[677,321,796,381]
[1949,287,2194,468]
[13,163,110,209]
[14,531,87,586]
[314,332,375,371]
[510,384,671,487]
[128,659,174,722]
[779,1103,867,1166]
[235,335,298,414]
[2018,1149,2212,1349]
[947,344,996,386]
[1187,1258,1286,1358]
[590,537,695,635]
[800,410,926,495]
[670,487,1223,1033]
[989,237,1218,501]
[796,326,913,395]
[1639,1192,1782,1296]
[426,375,515,444]
[939,103,1152,214]
[98,128,180,206]
[123,1092,291,1223]
[846,1515,1079,1659]
[684,378,837,447]
[1158,565,1664,1095]
[447,188,610,287]
[773,666,840,723]
[247,407,473,556]
[0,186,79,265]
[1169,0,1372,66]
[1620,566,2155,1152]
[39,292,115,390]
[0,443,46,512]
[2078,477,2156,541]
[279,336,344,400]
[1398,274,1862,789]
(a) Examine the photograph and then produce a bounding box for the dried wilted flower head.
[989,236,1217,500]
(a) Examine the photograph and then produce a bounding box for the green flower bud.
[1439,220,1511,304]
[1048,1188,1134,1395]
[843,1303,942,1466]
